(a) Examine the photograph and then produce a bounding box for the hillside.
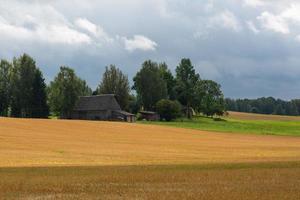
[1,117,300,167]
[1,117,300,199]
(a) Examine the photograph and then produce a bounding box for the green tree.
[225,98,238,111]
[133,60,167,111]
[286,102,299,116]
[97,65,130,110]
[48,66,91,118]
[156,99,181,121]
[10,55,35,117]
[10,54,49,118]
[128,94,140,114]
[78,79,93,97]
[274,104,285,115]
[159,63,176,100]
[196,80,225,117]
[175,58,200,118]
[0,60,11,116]
[224,98,300,116]
[31,69,49,118]
[291,99,300,115]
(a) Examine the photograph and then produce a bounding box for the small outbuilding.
[112,110,136,123]
[71,94,135,122]
[139,111,160,121]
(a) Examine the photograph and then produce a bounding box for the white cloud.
[122,35,157,52]
[0,17,32,40]
[36,25,91,45]
[243,0,265,7]
[0,1,160,50]
[0,2,92,45]
[74,18,113,43]
[257,11,290,34]
[281,4,300,22]
[209,10,242,32]
[75,18,98,36]
[0,17,91,45]
[243,0,297,10]
[246,20,260,34]
[253,3,300,36]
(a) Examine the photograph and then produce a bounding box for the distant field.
[228,111,300,121]
[1,117,300,199]
[139,112,300,136]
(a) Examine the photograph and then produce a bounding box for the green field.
[138,113,300,136]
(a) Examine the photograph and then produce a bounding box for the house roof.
[139,111,158,115]
[113,110,135,116]
[74,94,121,111]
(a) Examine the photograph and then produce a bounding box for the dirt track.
[1,117,300,167]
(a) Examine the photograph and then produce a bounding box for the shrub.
[156,99,181,121]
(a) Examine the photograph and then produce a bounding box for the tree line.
[0,54,226,121]
[225,97,300,116]
[0,56,49,118]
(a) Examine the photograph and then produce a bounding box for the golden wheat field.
[228,111,300,121]
[1,116,300,199]
[1,117,300,167]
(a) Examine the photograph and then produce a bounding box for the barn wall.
[86,110,112,120]
[72,110,135,122]
[72,110,113,120]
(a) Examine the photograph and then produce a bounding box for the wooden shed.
[139,111,160,121]
[112,110,136,123]
[71,94,135,122]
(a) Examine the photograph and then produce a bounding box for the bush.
[156,99,181,121]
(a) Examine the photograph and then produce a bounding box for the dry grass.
[1,117,300,199]
[1,117,300,167]
[1,162,300,200]
[227,111,300,121]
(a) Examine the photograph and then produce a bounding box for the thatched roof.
[74,94,121,111]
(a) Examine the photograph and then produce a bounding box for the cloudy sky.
[1,0,300,99]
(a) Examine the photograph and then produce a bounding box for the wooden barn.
[71,94,135,122]
[139,111,160,121]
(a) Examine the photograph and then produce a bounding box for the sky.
[0,0,300,99]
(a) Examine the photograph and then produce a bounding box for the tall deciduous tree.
[195,80,225,117]
[78,79,93,97]
[133,60,167,111]
[48,66,92,118]
[0,60,11,116]
[10,55,35,117]
[97,65,130,110]
[159,63,176,100]
[10,54,49,118]
[31,69,49,118]
[175,58,200,118]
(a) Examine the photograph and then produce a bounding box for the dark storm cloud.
[0,0,300,99]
